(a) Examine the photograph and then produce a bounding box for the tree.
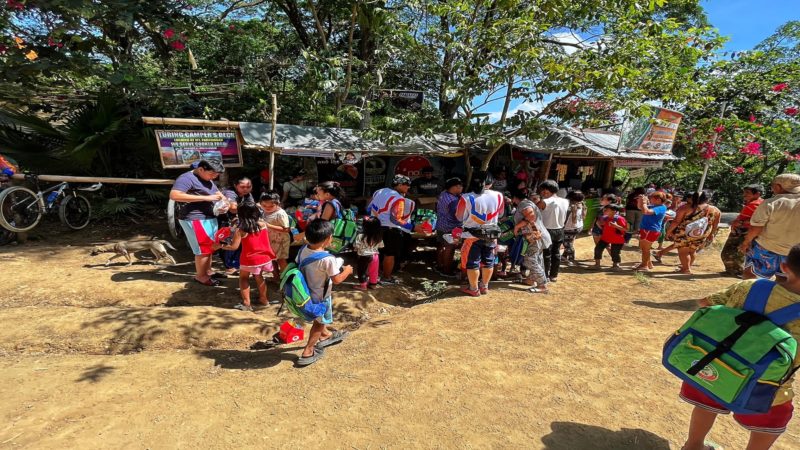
[650,21,800,210]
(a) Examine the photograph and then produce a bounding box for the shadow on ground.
[541,422,670,450]
[632,298,699,311]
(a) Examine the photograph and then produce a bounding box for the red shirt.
[736,198,764,229]
[239,229,276,266]
[600,214,628,244]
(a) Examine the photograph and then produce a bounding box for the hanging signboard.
[627,168,647,178]
[613,159,665,169]
[377,89,424,109]
[618,107,683,154]
[156,130,243,169]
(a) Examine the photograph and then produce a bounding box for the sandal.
[194,277,221,287]
[528,287,549,294]
[209,272,227,279]
[233,303,253,312]
[296,348,325,367]
[316,330,349,349]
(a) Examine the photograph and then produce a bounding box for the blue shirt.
[640,205,667,232]
[172,171,220,221]
[436,191,462,233]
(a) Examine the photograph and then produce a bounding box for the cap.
[392,174,411,186]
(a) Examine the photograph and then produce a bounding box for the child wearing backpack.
[291,219,353,367]
[214,202,277,311]
[353,216,383,291]
[591,204,627,271]
[673,243,800,450]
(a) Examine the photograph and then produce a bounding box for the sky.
[477,0,799,120]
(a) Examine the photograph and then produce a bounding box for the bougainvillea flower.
[785,107,798,116]
[714,125,725,133]
[163,28,175,39]
[733,166,745,174]
[170,40,186,51]
[740,142,762,155]
[772,83,789,92]
[749,114,757,122]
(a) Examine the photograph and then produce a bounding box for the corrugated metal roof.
[511,126,679,161]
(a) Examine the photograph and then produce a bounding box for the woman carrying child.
[511,188,552,293]
[562,190,586,265]
[666,191,721,275]
[353,216,384,290]
[214,202,276,311]
[259,192,292,280]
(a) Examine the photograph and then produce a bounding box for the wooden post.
[142,117,240,128]
[698,102,727,193]
[269,94,278,190]
[11,174,174,185]
[604,159,615,189]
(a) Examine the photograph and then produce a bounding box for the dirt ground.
[1,220,798,449]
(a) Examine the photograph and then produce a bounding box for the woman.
[282,170,311,209]
[666,191,721,274]
[313,181,345,221]
[455,171,504,297]
[625,187,647,236]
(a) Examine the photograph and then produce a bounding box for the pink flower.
[785,107,798,116]
[749,114,757,122]
[740,142,762,156]
[733,166,745,174]
[772,83,789,92]
[162,28,175,39]
[714,125,725,133]
[170,40,186,51]
[229,25,236,30]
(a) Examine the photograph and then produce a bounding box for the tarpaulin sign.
[156,130,243,169]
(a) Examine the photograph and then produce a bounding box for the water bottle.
[46,191,58,206]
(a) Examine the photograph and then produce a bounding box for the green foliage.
[93,196,143,222]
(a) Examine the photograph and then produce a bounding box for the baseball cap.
[392,174,411,186]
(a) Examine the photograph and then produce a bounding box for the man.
[169,159,226,287]
[534,180,569,282]
[368,175,416,284]
[721,184,764,276]
[282,170,311,209]
[219,176,255,274]
[410,167,441,197]
[740,174,800,280]
[435,177,463,277]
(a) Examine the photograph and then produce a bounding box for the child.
[215,202,276,311]
[352,216,384,290]
[592,193,618,245]
[591,204,627,271]
[562,190,586,265]
[295,219,353,367]
[259,192,291,280]
[677,243,800,450]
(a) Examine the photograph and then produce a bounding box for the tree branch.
[219,0,267,20]
[307,0,329,51]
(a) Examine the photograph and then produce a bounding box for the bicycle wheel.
[59,194,92,230]
[0,186,43,232]
[167,199,185,241]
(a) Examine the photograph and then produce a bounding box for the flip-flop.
[528,287,549,294]
[233,303,253,312]
[194,277,220,287]
[296,348,324,367]
[316,330,350,349]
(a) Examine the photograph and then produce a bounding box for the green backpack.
[662,279,800,414]
[497,217,517,245]
[326,201,357,253]
[278,246,333,321]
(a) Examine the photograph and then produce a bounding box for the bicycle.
[0,174,102,233]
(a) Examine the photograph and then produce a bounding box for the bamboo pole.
[11,174,174,185]
[269,94,278,190]
[142,117,239,128]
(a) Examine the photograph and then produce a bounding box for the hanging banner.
[618,107,683,154]
[613,159,665,169]
[156,130,243,169]
[627,168,647,178]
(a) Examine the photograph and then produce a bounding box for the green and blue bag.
[279,246,333,322]
[662,279,800,413]
[325,200,357,253]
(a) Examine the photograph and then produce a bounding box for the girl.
[259,192,291,280]
[562,190,586,265]
[353,216,384,290]
[215,202,276,311]
[313,181,345,221]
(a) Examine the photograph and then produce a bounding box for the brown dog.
[91,240,177,266]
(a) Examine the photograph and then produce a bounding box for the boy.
[678,243,800,450]
[295,219,353,367]
[721,184,764,276]
[259,191,291,283]
[591,204,627,271]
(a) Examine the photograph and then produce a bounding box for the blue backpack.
[279,246,333,321]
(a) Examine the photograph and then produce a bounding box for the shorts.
[679,382,793,434]
[745,240,787,279]
[639,229,661,243]
[464,238,497,270]
[239,261,274,275]
[297,296,333,325]
[179,218,218,256]
[269,235,290,260]
[382,227,407,257]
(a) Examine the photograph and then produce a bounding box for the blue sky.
[477,1,799,119]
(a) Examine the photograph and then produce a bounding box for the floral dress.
[673,205,720,251]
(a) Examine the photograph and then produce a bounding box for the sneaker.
[459,286,481,297]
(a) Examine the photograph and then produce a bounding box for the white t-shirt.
[541,196,570,230]
[296,247,343,300]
